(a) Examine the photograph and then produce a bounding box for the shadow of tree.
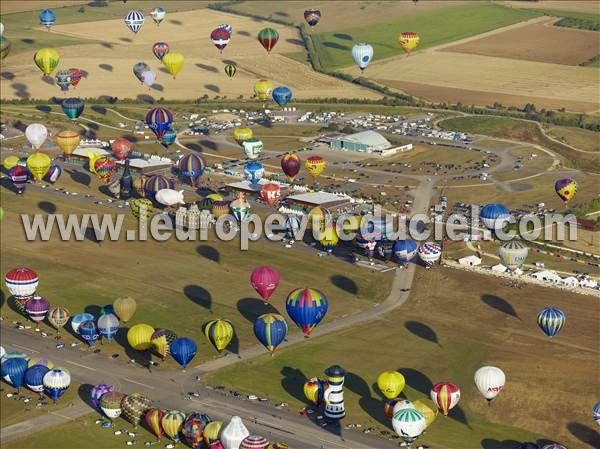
[236,298,279,323]
[196,245,220,263]
[183,285,212,313]
[329,275,358,295]
[481,294,519,319]
[404,320,440,346]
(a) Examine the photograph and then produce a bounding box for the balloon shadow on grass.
[204,84,220,93]
[236,298,279,324]
[286,38,303,46]
[91,105,107,115]
[329,275,358,295]
[100,42,113,49]
[171,19,183,26]
[481,294,519,319]
[99,64,113,72]
[195,63,218,73]
[119,37,133,43]
[333,33,353,41]
[567,422,600,446]
[397,367,432,396]
[345,372,389,429]
[280,366,307,405]
[21,38,35,45]
[150,84,164,92]
[38,201,57,214]
[404,320,441,347]
[184,285,212,313]
[35,105,51,113]
[67,169,91,187]
[1,72,15,80]
[196,245,220,263]
[1,176,23,195]
[77,384,96,412]
[322,41,350,51]
[136,94,155,104]
[11,83,30,99]
[480,439,521,449]
[0,291,5,309]
[237,30,250,37]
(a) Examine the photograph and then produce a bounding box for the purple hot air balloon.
[25,296,50,327]
[250,266,280,302]
[90,384,114,408]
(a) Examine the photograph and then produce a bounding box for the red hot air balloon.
[250,266,280,302]
[260,183,280,206]
[210,27,231,53]
[430,381,460,416]
[281,154,301,182]
[69,68,82,88]
[9,165,29,193]
[112,138,133,161]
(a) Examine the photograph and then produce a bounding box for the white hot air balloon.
[25,124,48,150]
[474,366,505,402]
[418,242,442,267]
[141,70,156,88]
[0,22,4,36]
[221,416,250,449]
[498,240,528,272]
[352,43,373,71]
[155,189,185,207]
[0,346,5,359]
[392,408,426,445]
[393,399,415,415]
[124,10,145,34]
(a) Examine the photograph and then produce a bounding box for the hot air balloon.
[90,384,113,408]
[133,62,151,83]
[69,68,82,88]
[241,436,269,449]
[149,7,166,25]
[244,161,264,184]
[3,155,19,170]
[392,409,426,444]
[178,154,205,187]
[151,328,177,360]
[47,306,69,333]
[0,35,10,60]
[304,377,326,406]
[221,416,250,449]
[413,399,438,428]
[8,166,28,194]
[393,400,416,415]
[71,312,94,335]
[39,9,57,29]
[430,382,460,416]
[25,296,49,327]
[111,137,133,160]
[44,368,71,402]
[61,97,84,120]
[113,296,136,322]
[155,189,184,207]
[141,69,157,88]
[254,79,274,101]
[377,371,406,399]
[541,445,567,449]
[398,32,420,56]
[319,225,339,253]
[94,157,116,183]
[55,130,80,157]
[417,242,442,267]
[55,70,71,92]
[25,123,48,150]
[26,152,51,181]
[393,239,418,264]
[25,364,49,393]
[224,63,237,79]
[260,183,281,206]
[79,320,100,346]
[162,52,184,78]
[182,413,208,449]
[204,421,223,445]
[285,288,328,337]
[480,203,510,232]
[1,357,28,391]
[257,28,279,54]
[45,162,60,185]
[98,313,119,342]
[242,138,263,159]
[146,107,173,141]
[152,42,169,61]
[284,215,302,240]
[281,154,301,182]
[121,393,152,428]
[230,193,251,223]
[163,410,186,441]
[145,174,173,201]
[554,178,577,204]
[146,408,165,440]
[537,307,565,337]
[304,156,325,179]
[211,201,229,219]
[211,27,231,53]
[352,43,373,71]
[594,401,600,425]
[133,177,146,198]
[250,266,280,302]
[254,314,287,353]
[170,337,197,368]
[162,128,177,148]
[127,324,154,352]
[474,366,505,402]
[100,391,124,420]
[499,240,528,271]
[125,10,145,34]
[34,48,59,75]
[384,399,398,419]
[5,267,38,309]
[272,86,292,108]
[354,231,377,260]
[204,319,234,353]
[233,128,253,144]
[304,9,321,28]
[1,352,27,365]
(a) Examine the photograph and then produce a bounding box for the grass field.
[204,267,600,448]
[310,3,541,69]
[546,125,600,152]
[505,0,600,15]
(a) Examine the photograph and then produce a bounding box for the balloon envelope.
[250,266,280,301]
[537,307,565,337]
[170,337,197,368]
[352,43,373,71]
[474,366,505,401]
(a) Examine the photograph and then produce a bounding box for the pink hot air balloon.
[241,435,269,449]
[25,296,50,328]
[250,266,280,302]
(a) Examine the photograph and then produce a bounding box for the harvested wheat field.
[0,1,88,14]
[445,17,599,66]
[0,8,379,101]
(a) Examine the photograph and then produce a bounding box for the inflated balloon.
[499,240,528,271]
[162,52,184,78]
[204,421,223,444]
[393,400,415,415]
[304,155,325,178]
[230,193,251,223]
[319,225,339,252]
[90,384,113,408]
[56,130,80,156]
[182,413,208,448]
[241,436,269,449]
[352,43,373,71]
[541,445,567,449]
[25,296,49,326]
[170,337,197,368]
[224,63,237,79]
[211,200,229,218]
[178,154,205,187]
[211,27,230,53]
[594,401,600,425]
[394,239,419,263]
[47,306,69,332]
[34,48,59,75]
[217,23,232,34]
[25,123,48,149]
[25,364,49,393]
[162,128,177,148]
[384,399,398,419]
[537,307,565,337]
[233,127,253,144]
[111,137,133,160]
[61,97,85,120]
[285,288,328,336]
[474,366,505,402]
[149,7,166,25]
[254,314,288,353]
[413,399,438,428]
[152,42,169,61]
[71,312,94,335]
[399,32,420,55]
[121,393,152,428]
[242,138,263,159]
[272,86,292,108]
[39,10,56,29]
[221,416,250,449]
[0,36,11,60]
[146,107,174,140]
[151,328,177,360]
[1,358,28,391]
[133,62,151,83]
[145,174,173,200]
[79,320,100,346]
[43,368,71,402]
[3,155,19,170]
[97,313,119,341]
[254,79,274,101]
[418,242,442,267]
[260,183,281,205]
[480,203,510,232]
[94,157,116,183]
[155,189,185,207]
[141,69,157,88]
[554,178,577,204]
[162,410,186,442]
[377,371,406,399]
[258,28,279,54]
[281,154,301,182]
[304,9,321,27]
[113,296,136,322]
[304,377,326,406]
[392,409,425,444]
[55,70,71,92]
[27,152,51,181]
[100,391,124,420]
[9,166,29,192]
[244,161,264,184]
[127,324,154,351]
[68,68,82,88]
[250,266,280,302]
[125,10,145,34]
[430,382,461,416]
[204,319,234,353]
[146,408,165,441]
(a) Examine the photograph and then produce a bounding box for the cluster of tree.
[555,17,599,31]
[207,2,296,27]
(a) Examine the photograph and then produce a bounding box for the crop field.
[506,0,600,15]
[444,18,599,66]
[205,267,600,448]
[546,125,600,152]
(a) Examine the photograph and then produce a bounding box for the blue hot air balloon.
[480,203,510,232]
[253,313,288,353]
[43,369,71,402]
[79,320,100,346]
[170,337,197,368]
[39,10,57,29]
[25,364,50,393]
[71,312,94,334]
[537,307,565,338]
[272,86,292,108]
[593,401,600,425]
[98,313,120,342]
[145,107,173,141]
[377,239,395,261]
[244,161,264,185]
[1,357,28,391]
[61,97,85,121]
[393,239,418,263]
[161,128,177,148]
[285,288,328,337]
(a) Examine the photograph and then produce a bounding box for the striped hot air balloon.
[418,242,442,267]
[162,410,186,442]
[152,42,169,61]
[178,154,205,187]
[56,130,80,156]
[125,10,145,34]
[498,240,528,271]
[121,393,152,428]
[5,267,39,301]
[253,314,288,353]
[146,408,166,441]
[398,32,420,55]
[392,408,426,444]
[61,97,84,120]
[303,377,326,406]
[25,364,49,393]
[210,27,230,53]
[47,306,69,333]
[211,200,230,219]
[257,28,279,54]
[68,68,82,88]
[430,382,460,416]
[224,63,236,79]
[144,174,173,201]
[285,288,328,336]
[43,368,71,402]
[146,107,173,141]
[39,10,56,29]
[151,328,178,360]
[100,391,124,420]
[537,307,565,337]
[25,296,49,327]
[241,435,269,449]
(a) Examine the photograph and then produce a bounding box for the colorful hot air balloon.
[304,156,325,179]
[5,267,38,301]
[27,152,51,181]
[133,62,151,83]
[113,296,136,322]
[68,68,82,88]
[233,127,253,144]
[100,391,124,420]
[241,436,269,449]
[204,421,223,445]
[97,313,119,342]
[480,203,510,232]
[127,324,154,352]
[352,43,373,71]
[178,154,205,187]
[211,200,230,218]
[254,79,274,101]
[25,296,49,326]
[413,399,438,428]
[111,137,133,160]
[474,366,505,402]
[537,307,565,337]
[8,166,27,193]
[541,445,567,449]
[94,157,116,183]
[377,371,406,399]
[149,7,166,25]
[204,319,234,353]
[182,413,208,449]
[257,28,279,54]
[304,377,326,406]
[34,48,59,75]
[55,70,71,92]
[56,130,80,156]
[71,312,94,335]
[398,32,420,55]
[146,107,174,141]
[131,198,154,222]
[79,320,100,346]
[0,35,10,60]
[121,393,152,428]
[211,27,231,53]
[392,409,426,444]
[224,63,237,79]
[144,174,173,200]
[285,288,328,336]
[25,364,49,393]
[162,52,184,78]
[254,314,288,353]
[163,410,186,442]
[244,161,264,184]
[230,193,251,223]
[250,266,280,302]
[170,337,197,368]
[319,225,339,253]
[47,306,69,333]
[281,154,301,182]
[90,384,113,408]
[260,183,281,206]
[151,328,178,360]
[1,358,28,391]
[61,97,85,120]
[242,138,263,159]
[304,9,321,28]
[146,408,166,441]
[499,240,528,271]
[393,239,418,263]
[554,178,578,204]
[125,10,145,34]
[272,86,292,108]
[43,368,71,402]
[152,42,169,61]
[39,10,57,29]
[417,242,442,267]
[162,128,177,147]
[430,382,461,416]
[25,123,48,149]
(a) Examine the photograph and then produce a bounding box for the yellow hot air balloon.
[56,130,81,156]
[398,32,420,56]
[254,79,274,101]
[319,225,339,251]
[86,150,104,174]
[131,198,154,223]
[413,398,438,428]
[3,155,19,171]
[308,206,330,230]
[206,193,223,201]
[377,371,405,399]
[203,421,223,444]
[127,324,155,351]
[113,297,137,322]
[304,155,325,178]
[34,48,60,75]
[232,127,253,145]
[204,319,234,353]
[162,410,186,442]
[162,52,184,78]
[27,152,52,181]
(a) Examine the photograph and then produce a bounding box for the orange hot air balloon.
[56,130,80,156]
[260,183,281,206]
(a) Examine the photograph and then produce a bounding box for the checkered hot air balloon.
[25,296,49,327]
[537,307,565,338]
[125,10,145,34]
[178,154,205,187]
[94,157,116,183]
[210,27,230,53]
[121,393,152,428]
[285,288,328,336]
[151,328,178,360]
[146,107,173,141]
